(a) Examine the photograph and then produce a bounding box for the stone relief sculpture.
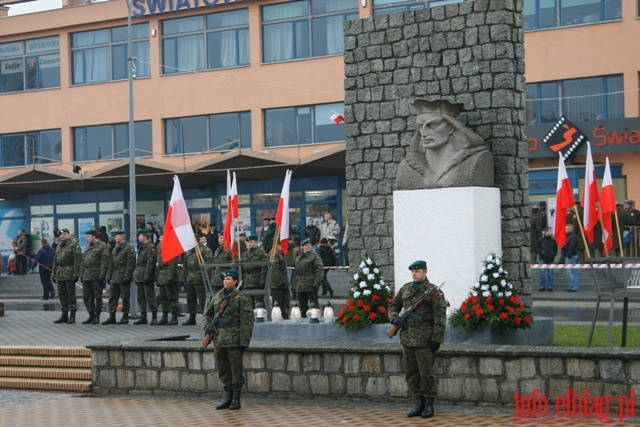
[394,99,494,190]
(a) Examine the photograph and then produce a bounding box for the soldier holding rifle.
[202,269,254,411]
[388,260,447,419]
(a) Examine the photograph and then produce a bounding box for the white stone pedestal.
[393,187,502,311]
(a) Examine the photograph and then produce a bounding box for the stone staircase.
[0,346,92,392]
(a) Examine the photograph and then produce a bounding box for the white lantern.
[290,301,302,322]
[308,301,321,324]
[253,302,267,323]
[271,301,283,322]
[323,301,334,322]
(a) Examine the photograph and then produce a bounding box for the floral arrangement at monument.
[449,253,533,331]
[336,255,393,330]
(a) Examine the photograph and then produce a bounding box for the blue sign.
[131,0,246,17]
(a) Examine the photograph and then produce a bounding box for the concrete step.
[0,377,91,392]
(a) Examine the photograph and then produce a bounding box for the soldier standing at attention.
[269,247,291,320]
[203,269,254,411]
[180,234,213,326]
[80,230,109,325]
[294,238,323,317]
[102,231,136,325]
[388,260,447,419]
[156,233,180,325]
[133,229,158,325]
[52,228,82,324]
[241,235,268,305]
[212,234,231,293]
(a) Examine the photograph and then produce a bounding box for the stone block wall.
[343,0,531,301]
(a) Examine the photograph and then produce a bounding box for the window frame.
[73,121,152,162]
[523,0,621,32]
[264,102,345,148]
[0,36,60,94]
[0,129,62,168]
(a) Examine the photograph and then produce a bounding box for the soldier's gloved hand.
[205,327,214,336]
[429,341,441,353]
[392,317,406,329]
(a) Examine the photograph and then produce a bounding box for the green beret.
[112,230,126,236]
[408,260,427,270]
[223,269,239,279]
[247,235,258,241]
[85,230,98,237]
[301,239,311,246]
[61,228,70,234]
[194,233,201,239]
[137,229,150,235]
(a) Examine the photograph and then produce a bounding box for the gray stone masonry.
[343,1,531,303]
[89,339,640,410]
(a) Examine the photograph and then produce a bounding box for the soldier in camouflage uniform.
[133,229,158,325]
[80,230,109,325]
[203,269,254,411]
[52,228,82,324]
[388,260,447,419]
[212,234,232,293]
[156,233,179,325]
[180,235,213,325]
[102,231,136,325]
[293,239,323,317]
[269,247,291,319]
[241,235,268,305]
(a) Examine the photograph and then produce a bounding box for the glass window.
[0,130,62,168]
[71,24,150,85]
[372,0,426,15]
[207,9,250,69]
[73,121,152,161]
[165,111,251,154]
[0,36,60,94]
[265,103,344,147]
[524,0,620,31]
[262,0,357,63]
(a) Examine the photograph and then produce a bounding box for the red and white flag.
[581,142,599,244]
[600,157,616,253]
[274,170,292,255]
[330,111,344,124]
[554,153,575,248]
[162,175,196,262]
[223,171,239,257]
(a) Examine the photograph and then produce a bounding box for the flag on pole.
[162,175,196,262]
[581,142,599,244]
[274,170,292,255]
[554,153,575,248]
[600,157,616,252]
[330,111,344,124]
[223,171,238,257]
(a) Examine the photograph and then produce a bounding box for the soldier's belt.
[408,312,433,324]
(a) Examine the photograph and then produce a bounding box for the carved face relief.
[417,113,454,151]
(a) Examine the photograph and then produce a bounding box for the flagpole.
[596,203,608,257]
[193,234,204,264]
[235,220,242,261]
[270,224,281,262]
[573,206,591,259]
[614,211,625,257]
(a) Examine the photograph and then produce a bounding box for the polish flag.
[223,171,238,257]
[330,111,344,124]
[162,176,196,262]
[600,157,616,253]
[274,170,292,255]
[554,153,575,248]
[581,142,599,244]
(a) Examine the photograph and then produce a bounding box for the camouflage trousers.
[270,288,291,319]
[108,282,131,314]
[215,347,245,391]
[158,282,178,313]
[297,289,318,318]
[136,281,157,312]
[82,280,103,313]
[57,280,77,312]
[185,282,206,314]
[403,345,436,398]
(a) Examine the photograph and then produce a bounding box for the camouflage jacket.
[203,288,254,348]
[156,243,178,285]
[241,247,267,289]
[388,279,447,347]
[212,246,232,288]
[294,251,323,292]
[180,243,213,284]
[106,241,136,284]
[134,241,157,283]
[52,238,82,281]
[80,240,109,281]
[269,250,289,290]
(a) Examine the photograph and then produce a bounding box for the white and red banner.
[330,111,344,124]
[162,175,196,262]
[554,153,575,248]
[274,170,292,255]
[600,157,616,253]
[581,142,598,244]
[223,171,239,257]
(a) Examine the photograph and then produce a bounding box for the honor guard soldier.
[241,235,268,304]
[293,239,324,317]
[212,234,232,293]
[80,230,110,325]
[52,228,82,324]
[103,230,136,324]
[388,260,447,419]
[269,247,291,319]
[180,234,213,325]
[156,233,180,325]
[133,229,158,325]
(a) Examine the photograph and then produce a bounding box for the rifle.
[387,282,445,339]
[201,281,244,349]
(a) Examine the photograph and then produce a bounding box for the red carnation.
[364,305,371,312]
[349,305,355,311]
[368,313,377,320]
[486,304,494,311]
[353,314,360,322]
[463,314,471,321]
[475,309,484,317]
[510,296,519,304]
[372,295,381,301]
[357,300,364,307]
[348,299,353,305]
[499,298,505,306]
[508,307,515,313]
[342,317,349,324]
[337,312,344,319]
[486,297,493,304]
[524,316,532,325]
[378,306,387,314]
[470,296,479,303]
[499,312,508,321]
[461,304,468,314]
[472,304,481,311]
[514,316,522,325]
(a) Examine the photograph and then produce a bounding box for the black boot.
[92,313,101,324]
[102,313,117,325]
[53,311,68,324]
[150,311,158,325]
[167,311,178,325]
[182,313,196,326]
[117,313,129,324]
[421,398,434,418]
[67,310,76,324]
[216,389,233,410]
[82,312,95,324]
[133,311,147,325]
[156,312,169,325]
[407,396,425,417]
[229,390,241,410]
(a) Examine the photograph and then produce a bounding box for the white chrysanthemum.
[373,284,381,290]
[487,263,494,270]
[481,284,489,291]
[373,268,380,274]
[360,261,366,269]
[380,279,385,286]
[496,258,502,265]
[474,281,480,288]
[505,291,512,297]
[367,273,375,280]
[492,272,500,278]
[362,267,370,275]
[472,291,478,297]
[481,275,488,282]
[359,282,367,289]
[498,267,504,273]
[491,285,499,292]
[508,283,513,289]
[353,274,359,281]
[385,286,391,292]
[366,258,373,265]
[501,280,507,286]
[482,291,491,297]
[363,289,372,296]
[498,292,504,297]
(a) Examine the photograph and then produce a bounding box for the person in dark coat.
[31,238,56,300]
[536,227,558,291]
[317,238,336,297]
[206,224,221,252]
[562,223,579,292]
[530,205,542,263]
